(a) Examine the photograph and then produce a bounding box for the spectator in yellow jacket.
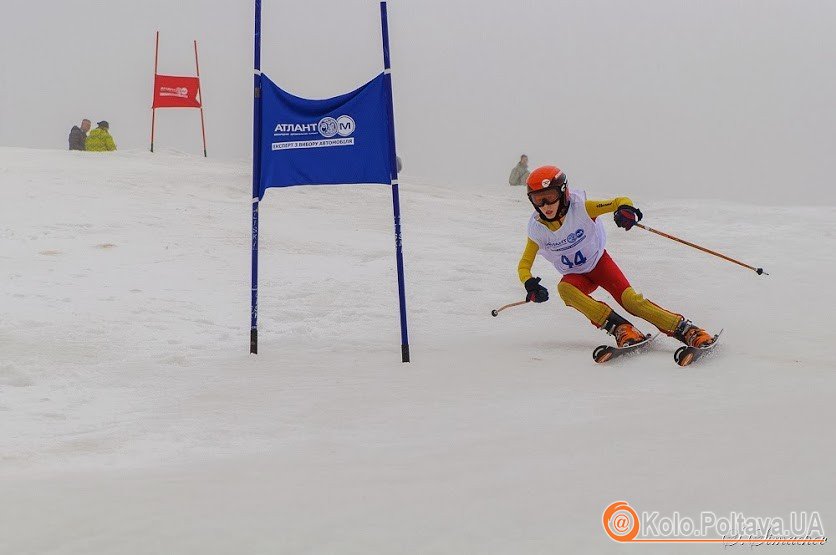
[86,121,117,152]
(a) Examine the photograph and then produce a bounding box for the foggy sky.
[2,0,834,203]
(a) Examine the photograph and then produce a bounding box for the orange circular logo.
[602,501,640,542]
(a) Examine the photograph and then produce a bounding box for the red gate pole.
[151,31,159,153]
[194,39,207,157]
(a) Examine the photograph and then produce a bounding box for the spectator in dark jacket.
[69,119,91,151]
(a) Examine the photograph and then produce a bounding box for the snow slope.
[1,147,834,553]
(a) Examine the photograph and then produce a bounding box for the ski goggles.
[528,187,563,207]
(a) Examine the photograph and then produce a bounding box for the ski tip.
[675,330,723,367]
[592,345,609,362]
[678,351,695,366]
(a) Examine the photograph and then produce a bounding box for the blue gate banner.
[258,72,394,198]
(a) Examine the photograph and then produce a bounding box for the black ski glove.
[524,277,549,303]
[614,205,643,230]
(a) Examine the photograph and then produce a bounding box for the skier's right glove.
[614,205,643,230]
[524,277,549,303]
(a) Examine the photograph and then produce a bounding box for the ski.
[593,333,658,363]
[673,329,723,367]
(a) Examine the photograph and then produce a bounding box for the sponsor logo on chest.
[544,228,586,251]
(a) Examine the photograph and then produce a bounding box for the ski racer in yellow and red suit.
[518,165,715,349]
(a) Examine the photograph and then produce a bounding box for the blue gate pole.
[250,0,262,354]
[380,1,410,362]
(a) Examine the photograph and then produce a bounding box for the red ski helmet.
[526,165,570,221]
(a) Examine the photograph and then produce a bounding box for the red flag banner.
[152,74,201,108]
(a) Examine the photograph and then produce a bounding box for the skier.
[518,165,716,352]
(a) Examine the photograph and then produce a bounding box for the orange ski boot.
[673,319,715,348]
[614,323,646,348]
[594,311,653,363]
[602,311,646,348]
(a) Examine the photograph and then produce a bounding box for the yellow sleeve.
[518,238,539,283]
[585,197,633,219]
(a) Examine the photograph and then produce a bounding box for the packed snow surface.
[1,148,834,553]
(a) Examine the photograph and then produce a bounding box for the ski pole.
[491,300,528,317]
[634,223,768,276]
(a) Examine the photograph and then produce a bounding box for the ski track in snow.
[1,147,834,554]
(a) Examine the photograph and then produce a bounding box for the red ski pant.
[556,250,682,334]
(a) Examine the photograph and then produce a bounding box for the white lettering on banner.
[271,138,355,150]
[274,123,319,133]
[159,87,189,98]
[273,115,357,138]
[318,117,338,138]
[336,115,355,137]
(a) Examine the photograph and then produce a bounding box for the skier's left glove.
[614,205,643,230]
[524,277,549,303]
